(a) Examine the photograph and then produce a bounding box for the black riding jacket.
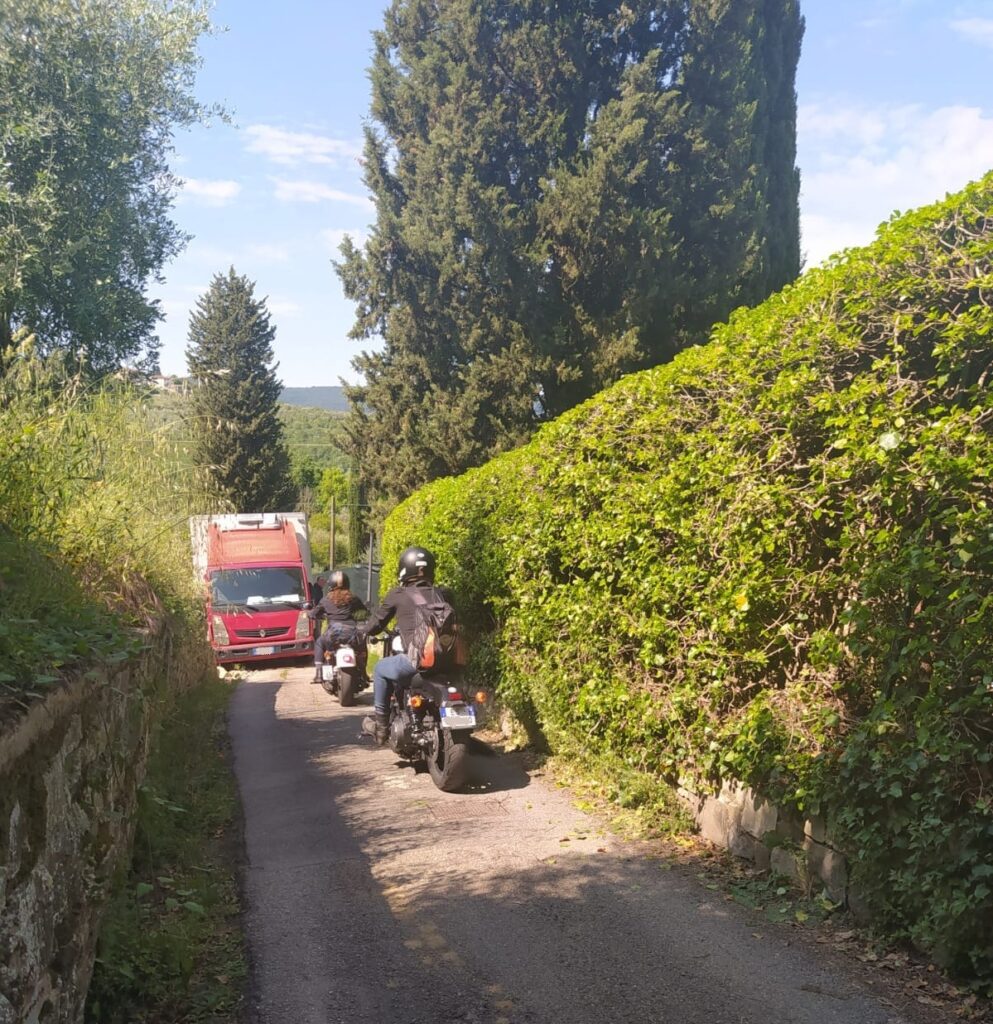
[309,591,367,627]
[362,580,454,650]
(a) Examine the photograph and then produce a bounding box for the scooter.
[321,634,368,707]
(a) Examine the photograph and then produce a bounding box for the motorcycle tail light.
[294,611,310,640]
[409,695,425,709]
[475,690,488,704]
[211,615,229,645]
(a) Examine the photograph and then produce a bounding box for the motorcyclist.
[360,545,453,744]
[309,570,367,684]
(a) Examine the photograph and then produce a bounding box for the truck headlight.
[211,615,229,645]
[295,611,310,640]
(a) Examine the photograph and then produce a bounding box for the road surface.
[229,666,947,1024]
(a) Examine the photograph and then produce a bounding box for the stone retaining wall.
[0,621,211,1024]
[681,780,851,906]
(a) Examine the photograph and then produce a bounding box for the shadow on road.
[229,671,913,1024]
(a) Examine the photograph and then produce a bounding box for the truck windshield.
[210,567,306,611]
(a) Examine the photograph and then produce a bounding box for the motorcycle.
[377,631,486,792]
[320,632,368,707]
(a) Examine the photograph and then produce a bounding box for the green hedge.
[383,174,993,984]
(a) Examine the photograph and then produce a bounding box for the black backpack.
[406,587,464,671]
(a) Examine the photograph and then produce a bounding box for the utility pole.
[367,531,375,604]
[329,495,336,571]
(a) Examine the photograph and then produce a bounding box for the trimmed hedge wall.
[383,174,993,984]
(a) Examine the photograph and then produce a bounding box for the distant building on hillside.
[149,374,191,394]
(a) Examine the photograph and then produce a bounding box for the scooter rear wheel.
[338,670,357,707]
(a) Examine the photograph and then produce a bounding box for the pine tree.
[337,0,804,510]
[186,269,295,511]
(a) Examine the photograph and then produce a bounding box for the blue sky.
[154,0,993,387]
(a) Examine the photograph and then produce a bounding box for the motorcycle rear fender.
[409,673,464,701]
[334,646,357,668]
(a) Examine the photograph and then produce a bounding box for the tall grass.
[0,340,214,700]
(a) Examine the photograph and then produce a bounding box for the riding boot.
[311,665,323,684]
[361,712,389,745]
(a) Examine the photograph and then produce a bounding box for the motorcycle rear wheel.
[427,728,469,792]
[338,670,357,707]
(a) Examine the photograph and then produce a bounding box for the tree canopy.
[186,269,296,512]
[0,0,213,374]
[337,0,804,510]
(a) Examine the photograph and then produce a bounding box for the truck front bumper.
[214,640,314,665]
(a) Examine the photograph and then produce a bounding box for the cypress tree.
[337,0,804,510]
[669,0,804,343]
[186,268,295,512]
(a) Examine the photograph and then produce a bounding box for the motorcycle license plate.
[336,651,356,667]
[322,664,335,681]
[440,704,476,729]
[251,646,276,656]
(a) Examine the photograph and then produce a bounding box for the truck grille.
[234,627,291,639]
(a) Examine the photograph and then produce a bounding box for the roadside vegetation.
[86,677,246,1024]
[383,174,993,989]
[0,346,209,706]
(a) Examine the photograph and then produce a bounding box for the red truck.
[190,513,316,665]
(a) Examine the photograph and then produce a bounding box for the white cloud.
[183,242,237,268]
[799,102,993,267]
[266,299,303,318]
[272,179,373,208]
[178,177,242,206]
[322,227,370,252]
[950,17,993,49]
[246,242,291,263]
[159,298,191,317]
[245,125,363,167]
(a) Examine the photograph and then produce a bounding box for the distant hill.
[280,386,349,412]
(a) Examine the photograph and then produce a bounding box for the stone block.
[719,778,746,811]
[846,882,872,923]
[775,806,806,843]
[741,791,778,838]
[730,829,772,871]
[804,839,848,904]
[803,814,827,844]
[696,794,740,849]
[770,846,808,888]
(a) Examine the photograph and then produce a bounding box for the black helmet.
[329,570,350,590]
[397,546,435,584]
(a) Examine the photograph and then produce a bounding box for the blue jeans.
[314,622,359,666]
[373,653,416,716]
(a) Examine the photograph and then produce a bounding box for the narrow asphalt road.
[229,665,943,1024]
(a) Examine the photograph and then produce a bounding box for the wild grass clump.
[0,341,212,701]
[383,173,993,985]
[85,677,246,1024]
